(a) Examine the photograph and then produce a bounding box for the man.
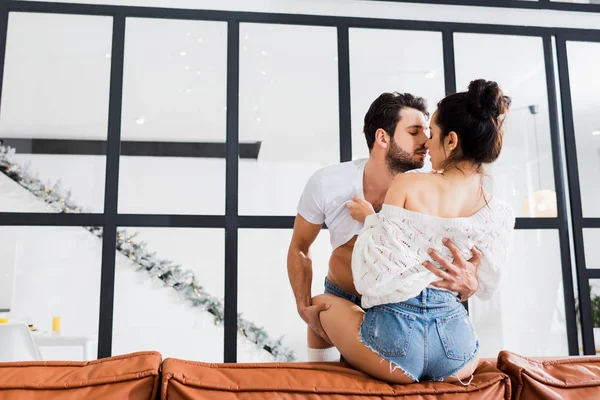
[287,92,482,362]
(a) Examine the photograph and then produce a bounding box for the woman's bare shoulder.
[385,172,439,206]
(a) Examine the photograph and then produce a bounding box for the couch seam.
[165,372,507,395]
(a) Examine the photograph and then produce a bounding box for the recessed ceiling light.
[184,65,190,70]
[104,53,111,59]
[425,70,436,79]
[180,51,187,56]
[136,117,145,124]
[197,38,203,43]
[593,130,600,136]
[261,50,268,56]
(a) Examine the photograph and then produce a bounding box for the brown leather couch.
[1,350,599,399]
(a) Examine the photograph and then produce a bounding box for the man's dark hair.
[363,92,429,151]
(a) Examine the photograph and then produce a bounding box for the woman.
[313,79,515,384]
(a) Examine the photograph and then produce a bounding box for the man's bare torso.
[327,236,359,296]
[326,197,383,297]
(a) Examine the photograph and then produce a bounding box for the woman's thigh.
[313,294,415,384]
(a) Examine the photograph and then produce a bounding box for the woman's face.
[425,111,448,171]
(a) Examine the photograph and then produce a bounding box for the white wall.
[22,0,600,30]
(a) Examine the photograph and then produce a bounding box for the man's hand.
[298,303,332,345]
[422,238,482,301]
[346,196,376,223]
[296,252,332,345]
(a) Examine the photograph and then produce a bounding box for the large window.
[1,1,597,362]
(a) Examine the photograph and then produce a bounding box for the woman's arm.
[351,175,433,298]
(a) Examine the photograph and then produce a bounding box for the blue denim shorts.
[324,277,362,307]
[359,287,479,382]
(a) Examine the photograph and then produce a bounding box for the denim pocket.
[364,305,417,357]
[435,307,478,361]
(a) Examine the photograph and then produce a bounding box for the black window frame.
[0,0,597,361]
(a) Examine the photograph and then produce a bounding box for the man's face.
[386,108,429,174]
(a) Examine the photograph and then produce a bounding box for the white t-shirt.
[297,157,432,250]
[297,159,368,250]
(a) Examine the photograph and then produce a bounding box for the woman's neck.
[440,162,481,180]
[440,163,485,196]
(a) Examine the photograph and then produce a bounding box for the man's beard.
[386,140,425,174]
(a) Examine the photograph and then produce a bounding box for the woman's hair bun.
[466,79,511,121]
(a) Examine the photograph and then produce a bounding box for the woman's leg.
[306,324,340,362]
[308,326,331,349]
[313,294,415,384]
[442,355,480,384]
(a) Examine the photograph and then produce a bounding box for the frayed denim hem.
[357,321,420,383]
[432,342,480,385]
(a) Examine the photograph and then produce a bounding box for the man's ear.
[374,128,390,149]
[446,131,459,152]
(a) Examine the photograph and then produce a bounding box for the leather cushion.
[0,351,161,400]
[498,350,600,400]
[162,358,510,399]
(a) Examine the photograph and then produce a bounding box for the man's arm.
[287,214,331,344]
[423,238,482,302]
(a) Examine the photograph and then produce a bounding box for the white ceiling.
[0,12,598,163]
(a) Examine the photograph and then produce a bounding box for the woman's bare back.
[386,172,490,220]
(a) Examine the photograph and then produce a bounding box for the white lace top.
[351,198,515,309]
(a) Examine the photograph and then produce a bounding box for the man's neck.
[363,158,396,194]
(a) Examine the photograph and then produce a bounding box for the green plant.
[575,293,600,328]
[592,294,600,328]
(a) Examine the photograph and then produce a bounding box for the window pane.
[454,33,557,218]
[565,41,600,218]
[118,18,227,215]
[112,227,224,361]
[584,229,600,269]
[238,23,339,216]
[237,228,331,362]
[470,230,568,357]
[0,226,101,361]
[0,13,112,213]
[349,29,445,160]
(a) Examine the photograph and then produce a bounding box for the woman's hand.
[346,196,376,223]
